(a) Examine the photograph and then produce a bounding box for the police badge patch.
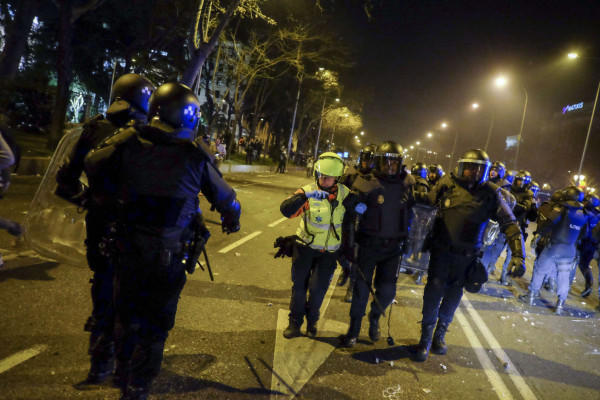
[377,194,384,204]
[444,198,451,208]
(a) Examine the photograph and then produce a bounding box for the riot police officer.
[521,186,587,315]
[427,164,444,187]
[279,152,350,339]
[497,170,535,285]
[84,82,241,400]
[414,149,524,362]
[488,161,511,189]
[337,144,376,302]
[342,141,416,347]
[576,193,600,297]
[56,73,156,384]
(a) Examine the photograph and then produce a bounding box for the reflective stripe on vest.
[296,182,349,251]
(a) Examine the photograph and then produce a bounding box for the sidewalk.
[17,156,305,176]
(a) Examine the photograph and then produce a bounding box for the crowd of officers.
[55,74,241,400]
[51,73,600,399]
[279,140,600,363]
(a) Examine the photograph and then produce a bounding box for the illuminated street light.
[360,131,364,136]
[355,136,358,139]
[427,132,433,138]
[471,101,495,152]
[494,75,528,169]
[416,141,420,145]
[335,98,340,102]
[472,103,479,109]
[567,52,600,176]
[441,122,448,128]
[410,145,414,149]
[441,122,458,170]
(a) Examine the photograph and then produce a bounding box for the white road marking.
[218,231,262,253]
[0,345,48,374]
[455,309,514,400]
[0,249,55,262]
[268,217,288,228]
[270,269,346,399]
[462,295,538,400]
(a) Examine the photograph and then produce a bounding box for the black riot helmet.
[529,181,540,198]
[147,83,201,131]
[374,141,404,178]
[411,162,428,179]
[111,73,156,114]
[490,161,506,180]
[584,193,600,212]
[562,185,585,207]
[505,170,516,184]
[427,164,444,184]
[456,149,491,186]
[357,144,376,174]
[512,170,532,190]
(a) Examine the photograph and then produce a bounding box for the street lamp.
[441,122,458,171]
[314,97,341,159]
[494,76,528,169]
[567,52,600,176]
[471,102,495,152]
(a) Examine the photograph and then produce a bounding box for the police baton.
[196,248,215,282]
[353,245,387,318]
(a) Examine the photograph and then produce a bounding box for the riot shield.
[24,127,88,266]
[403,203,437,271]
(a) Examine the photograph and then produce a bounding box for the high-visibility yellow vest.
[296,183,349,251]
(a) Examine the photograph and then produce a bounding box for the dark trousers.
[289,244,338,326]
[114,236,187,389]
[85,210,115,345]
[421,249,475,325]
[350,238,402,319]
[277,161,286,173]
[577,240,598,282]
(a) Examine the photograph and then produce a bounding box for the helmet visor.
[458,159,490,184]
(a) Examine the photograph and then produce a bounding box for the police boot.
[518,290,539,305]
[414,323,435,362]
[414,272,424,285]
[368,311,381,342]
[499,271,509,286]
[554,299,566,315]
[306,321,317,339]
[85,335,115,384]
[344,279,354,303]
[431,321,449,355]
[342,318,362,348]
[581,270,593,297]
[283,321,302,339]
[337,268,350,286]
[120,384,149,400]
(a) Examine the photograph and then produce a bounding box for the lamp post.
[441,122,457,171]
[567,53,600,176]
[495,76,528,169]
[472,103,496,152]
[314,97,340,159]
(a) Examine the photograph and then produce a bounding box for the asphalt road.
[0,172,599,400]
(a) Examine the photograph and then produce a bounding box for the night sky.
[337,0,600,183]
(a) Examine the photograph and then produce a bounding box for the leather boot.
[518,290,539,305]
[86,335,115,384]
[120,384,149,400]
[581,270,593,297]
[306,321,317,339]
[344,279,354,303]
[414,323,435,362]
[368,311,381,342]
[337,268,349,286]
[283,322,302,339]
[342,318,362,348]
[112,361,129,390]
[548,278,557,294]
[431,321,449,355]
[554,299,566,315]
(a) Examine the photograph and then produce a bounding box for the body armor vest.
[550,205,588,245]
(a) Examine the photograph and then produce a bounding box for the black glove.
[507,256,526,278]
[221,199,241,234]
[274,235,298,258]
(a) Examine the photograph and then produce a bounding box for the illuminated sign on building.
[562,102,584,114]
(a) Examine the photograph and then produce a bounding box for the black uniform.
[416,171,524,361]
[499,185,534,278]
[343,169,415,345]
[84,123,239,395]
[55,104,147,381]
[574,201,600,295]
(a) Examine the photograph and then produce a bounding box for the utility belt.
[433,244,482,258]
[357,234,402,249]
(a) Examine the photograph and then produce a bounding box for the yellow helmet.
[314,152,344,179]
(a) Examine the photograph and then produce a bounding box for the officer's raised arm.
[495,189,526,277]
